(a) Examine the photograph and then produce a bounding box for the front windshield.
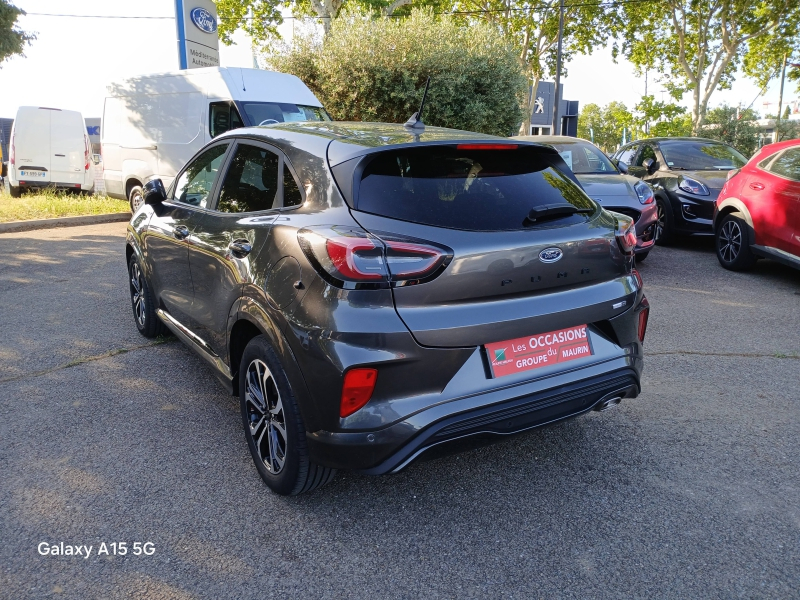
[239,102,331,126]
[549,141,617,174]
[660,140,747,170]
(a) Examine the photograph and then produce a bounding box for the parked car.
[713,139,800,271]
[103,67,330,212]
[515,135,657,261]
[126,122,649,495]
[610,137,748,244]
[4,106,95,197]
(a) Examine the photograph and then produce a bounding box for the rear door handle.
[749,182,765,190]
[229,239,252,258]
[174,225,190,240]
[54,154,65,157]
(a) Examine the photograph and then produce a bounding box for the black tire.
[5,177,21,198]
[654,196,674,246]
[128,254,167,338]
[128,184,144,213]
[239,335,336,496]
[716,213,757,271]
[635,250,649,263]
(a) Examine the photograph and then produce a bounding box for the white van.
[102,67,329,210]
[4,107,95,197]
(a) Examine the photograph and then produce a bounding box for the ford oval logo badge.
[539,247,563,263]
[190,8,217,34]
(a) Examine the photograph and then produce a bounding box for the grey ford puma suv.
[126,122,649,495]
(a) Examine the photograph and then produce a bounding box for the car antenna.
[404,77,430,130]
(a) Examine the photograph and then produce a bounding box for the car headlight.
[634,180,655,205]
[678,177,709,196]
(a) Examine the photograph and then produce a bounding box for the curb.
[0,212,131,234]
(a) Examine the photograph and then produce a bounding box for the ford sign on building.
[175,0,220,69]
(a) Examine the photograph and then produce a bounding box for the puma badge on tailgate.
[485,325,594,378]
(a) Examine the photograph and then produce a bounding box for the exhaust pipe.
[595,395,623,412]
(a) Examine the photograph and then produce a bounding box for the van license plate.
[20,171,46,178]
[485,325,594,378]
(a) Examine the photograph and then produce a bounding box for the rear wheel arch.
[228,303,320,431]
[125,177,143,196]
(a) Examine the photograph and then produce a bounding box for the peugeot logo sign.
[539,247,564,263]
[190,8,218,34]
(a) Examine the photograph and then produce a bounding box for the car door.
[186,140,290,358]
[763,147,800,255]
[50,110,84,185]
[142,142,230,326]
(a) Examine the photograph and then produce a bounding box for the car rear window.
[349,146,595,231]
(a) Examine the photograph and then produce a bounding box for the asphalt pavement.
[1,223,798,599]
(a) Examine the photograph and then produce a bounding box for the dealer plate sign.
[485,325,594,378]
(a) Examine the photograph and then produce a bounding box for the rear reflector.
[456,144,518,150]
[637,297,650,343]
[340,368,378,417]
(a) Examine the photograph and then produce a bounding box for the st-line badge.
[485,324,595,378]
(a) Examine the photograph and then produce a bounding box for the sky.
[0,0,797,120]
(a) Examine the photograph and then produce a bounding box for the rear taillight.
[298,226,452,289]
[9,133,14,165]
[637,296,650,343]
[340,368,377,417]
[84,136,90,170]
[612,213,637,255]
[726,168,740,181]
[456,144,518,150]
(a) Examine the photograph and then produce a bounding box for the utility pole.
[551,0,565,135]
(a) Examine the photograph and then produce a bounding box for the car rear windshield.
[660,140,747,170]
[548,140,617,174]
[352,146,596,231]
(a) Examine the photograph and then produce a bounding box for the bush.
[268,10,527,137]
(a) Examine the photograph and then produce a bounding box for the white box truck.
[4,107,95,197]
[101,67,329,211]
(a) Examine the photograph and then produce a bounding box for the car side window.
[616,145,638,166]
[765,148,800,182]
[173,144,229,208]
[209,102,244,138]
[283,163,303,207]
[217,143,280,213]
[635,144,656,166]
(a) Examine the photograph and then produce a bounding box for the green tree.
[268,9,526,136]
[616,0,800,135]
[447,0,612,135]
[634,95,692,138]
[577,102,634,153]
[700,105,760,156]
[0,0,34,65]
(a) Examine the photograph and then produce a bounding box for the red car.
[714,139,800,271]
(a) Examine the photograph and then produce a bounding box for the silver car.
[515,136,658,261]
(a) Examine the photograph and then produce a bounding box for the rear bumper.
[306,366,640,474]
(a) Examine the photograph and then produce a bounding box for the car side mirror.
[143,179,167,205]
[617,161,629,174]
[92,154,102,165]
[643,157,656,174]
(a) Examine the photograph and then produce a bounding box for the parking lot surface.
[1,223,798,599]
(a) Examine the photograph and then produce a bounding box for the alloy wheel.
[245,359,287,474]
[718,220,742,263]
[129,262,146,327]
[131,191,144,212]
[655,201,665,242]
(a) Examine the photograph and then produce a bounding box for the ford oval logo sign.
[539,247,563,263]
[190,8,217,34]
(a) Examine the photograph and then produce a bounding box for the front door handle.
[749,182,765,190]
[174,225,190,240]
[229,239,252,259]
